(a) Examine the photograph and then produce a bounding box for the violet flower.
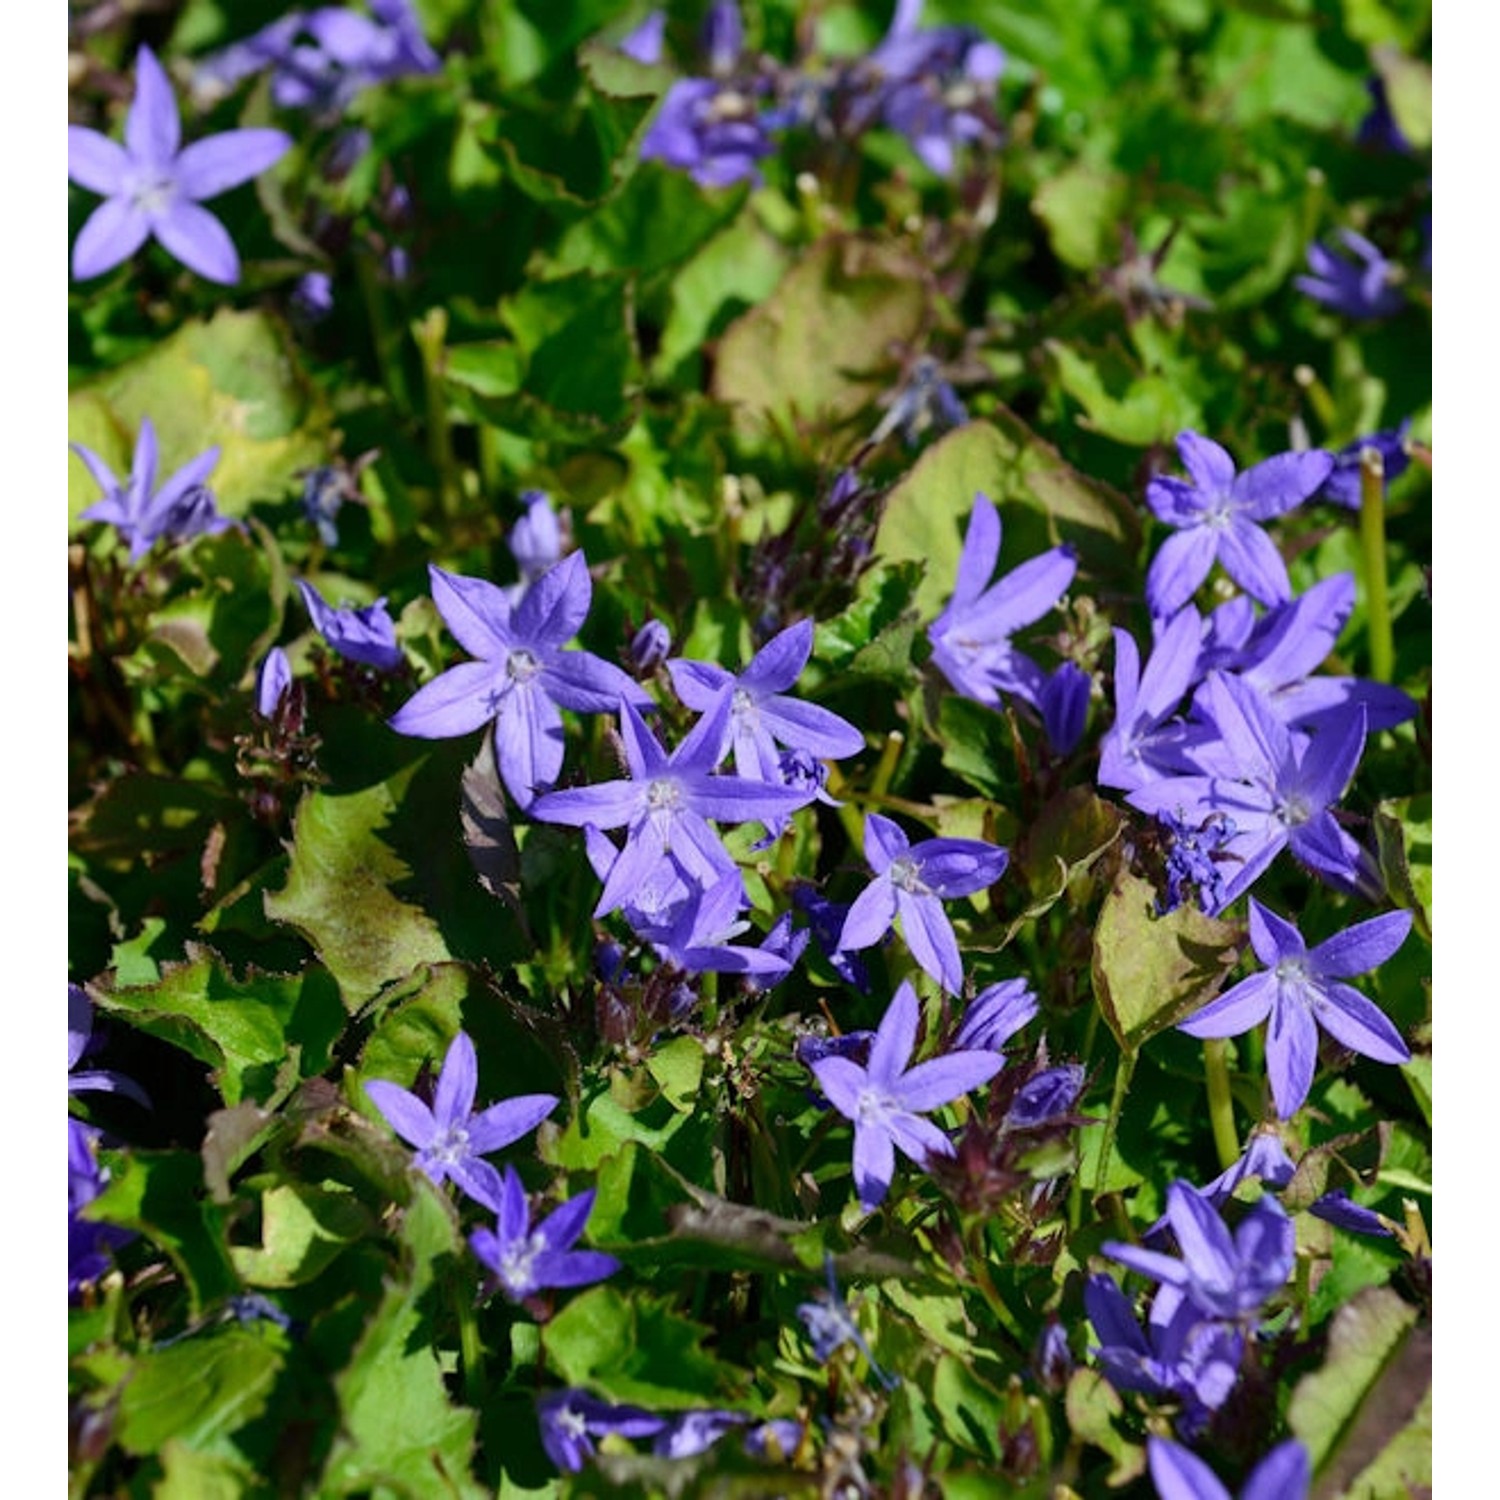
[69,1117,134,1299]
[796,1252,898,1388]
[668,619,865,784]
[1084,1273,1245,1434]
[364,1031,558,1208]
[808,980,1003,1209]
[618,11,668,65]
[1144,433,1333,618]
[1098,606,1204,793]
[72,418,231,563]
[469,1166,619,1303]
[1177,899,1411,1119]
[1295,230,1405,319]
[952,977,1037,1052]
[1127,672,1377,912]
[653,1409,748,1458]
[1148,1436,1309,1500]
[1103,1180,1295,1324]
[640,78,776,187]
[504,490,564,605]
[927,492,1077,712]
[69,46,291,283]
[1316,422,1413,510]
[298,580,403,672]
[256,647,294,719]
[537,1390,666,1473]
[530,695,815,917]
[838,812,1009,996]
[388,554,650,808]
[1040,661,1091,755]
[69,985,151,1109]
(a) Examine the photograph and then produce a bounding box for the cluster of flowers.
[626,0,1003,186]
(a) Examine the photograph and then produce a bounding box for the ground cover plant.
[67,1,1432,1494]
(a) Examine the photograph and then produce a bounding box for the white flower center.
[1275,792,1311,828]
[646,777,682,811]
[507,648,540,682]
[423,1124,470,1166]
[855,1085,899,1128]
[129,171,178,217]
[888,856,926,894]
[499,1229,549,1297]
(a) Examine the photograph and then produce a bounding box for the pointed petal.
[947,492,1001,611]
[389,661,508,739]
[968,544,1077,638]
[125,46,181,166]
[884,1110,955,1165]
[809,1056,867,1120]
[1177,432,1237,496]
[1147,1437,1233,1500]
[536,1189,596,1253]
[911,839,1008,897]
[1198,671,1290,781]
[514,552,592,649]
[1293,705,1366,810]
[740,619,814,693]
[897,1050,1003,1110]
[433,1031,478,1127]
[429,564,513,658]
[1084,1274,1150,1354]
[1243,574,1354,689]
[672,689,736,778]
[68,127,130,194]
[175,129,291,199]
[364,1080,436,1149]
[1102,1241,1190,1288]
[838,876,898,953]
[681,772,810,826]
[1217,518,1291,606]
[152,201,241,284]
[1310,910,1411,978]
[868,980,920,1083]
[450,1158,506,1210]
[1164,1181,1238,1292]
[1139,605,1203,720]
[1232,450,1334,521]
[755,696,865,759]
[1266,993,1319,1117]
[494,682,565,807]
[529,778,644,831]
[541,650,652,714]
[897,890,965,995]
[618,697,670,778]
[862,812,909,873]
[71,198,150,280]
[148,446,222,516]
[1316,983,1410,1063]
[1241,1441,1310,1500]
[1248,898,1304,967]
[1146,474,1204,527]
[1290,812,1374,893]
[852,1122,896,1209]
[69,443,120,499]
[667,658,735,712]
[466,1092,559,1154]
[496,1164,529,1245]
[1146,526,1217,618]
[537,1249,621,1289]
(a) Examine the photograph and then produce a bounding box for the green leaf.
[230,1182,375,1288]
[69,309,332,526]
[154,1440,261,1500]
[115,1327,285,1458]
[88,1150,239,1317]
[874,416,1141,617]
[1045,339,1202,448]
[937,697,1014,801]
[540,1086,691,1172]
[1091,871,1240,1052]
[646,1035,706,1113]
[264,766,454,1011]
[711,234,928,439]
[320,1183,482,1497]
[1063,1368,1143,1486]
[1288,1286,1429,1494]
[930,1354,1006,1458]
[1016,787,1125,902]
[1372,46,1432,150]
[1373,795,1431,944]
[542,1285,744,1410]
[1032,163,1127,271]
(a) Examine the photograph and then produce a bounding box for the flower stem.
[1092,1046,1136,1197]
[414,306,460,520]
[1203,1039,1239,1171]
[355,252,411,410]
[1358,446,1395,682]
[453,1268,484,1410]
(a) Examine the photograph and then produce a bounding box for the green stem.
[453,1271,483,1409]
[1359,446,1395,682]
[967,1229,1025,1352]
[1203,1039,1239,1171]
[414,307,459,519]
[355,253,411,409]
[1092,1047,1136,1197]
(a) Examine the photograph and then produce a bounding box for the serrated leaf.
[1064,1368,1143,1486]
[1373,795,1431,944]
[1091,872,1240,1051]
[231,1182,374,1288]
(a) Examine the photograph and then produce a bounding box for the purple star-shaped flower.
[69,45,291,283]
[668,619,865,782]
[1103,1180,1295,1324]
[1127,671,1376,912]
[388,553,650,808]
[1148,1436,1309,1500]
[1177,898,1411,1119]
[536,1390,666,1473]
[796,1253,897,1387]
[469,1166,619,1303]
[1098,605,1205,792]
[1295,229,1405,319]
[838,812,1009,995]
[72,418,231,563]
[364,1030,558,1208]
[640,77,775,188]
[808,979,1003,1209]
[298,580,403,672]
[530,694,815,917]
[1145,433,1333,618]
[927,492,1077,711]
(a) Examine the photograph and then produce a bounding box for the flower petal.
[364,1080,436,1149]
[740,619,814,694]
[152,201,241,284]
[897,890,965,995]
[1147,1437,1233,1500]
[809,1055,867,1121]
[1266,990,1319,1117]
[513,551,592,649]
[1248,898,1304,967]
[837,875,898,953]
[433,1031,479,1127]
[1217,517,1291,607]
[175,129,291,199]
[1241,1441,1310,1500]
[1177,431,1237,497]
[68,127,130,194]
[852,1121,896,1210]
[862,812,909,873]
[72,198,151,280]
[494,681,565,808]
[1232,450,1334,521]
[429,564,513,657]
[389,661,509,739]
[542,649,652,714]
[1309,909,1411,978]
[125,46,181,167]
[1145,526,1218,618]
[535,1188,596,1254]
[755,696,865,759]
[1315,982,1411,1064]
[868,980,920,1084]
[466,1092,559,1154]
[897,1050,1002,1111]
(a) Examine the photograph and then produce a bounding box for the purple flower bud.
[256,647,294,719]
[630,619,672,673]
[1005,1064,1085,1128]
[619,11,667,65]
[292,271,334,323]
[1033,1319,1073,1393]
[509,490,563,583]
[1040,661,1090,755]
[702,0,743,76]
[954,978,1038,1052]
